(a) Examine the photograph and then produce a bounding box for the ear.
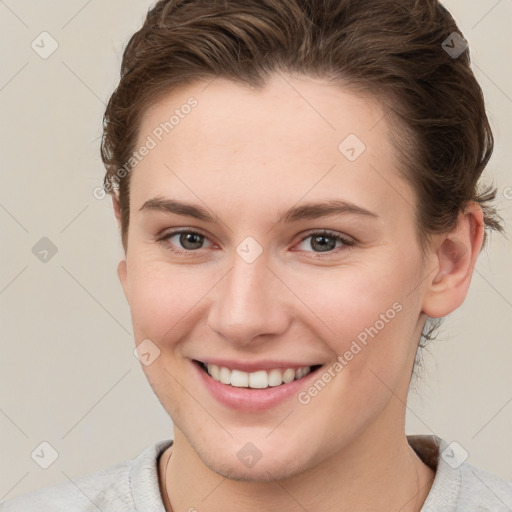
[117,258,129,299]
[112,193,122,227]
[422,202,484,318]
[112,193,129,298]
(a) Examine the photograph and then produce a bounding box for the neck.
[160,422,435,512]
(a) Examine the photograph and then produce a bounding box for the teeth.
[230,369,249,387]
[219,366,230,385]
[204,363,313,388]
[268,369,282,387]
[282,368,295,383]
[209,364,220,381]
[249,370,268,389]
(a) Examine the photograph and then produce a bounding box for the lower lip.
[192,360,323,411]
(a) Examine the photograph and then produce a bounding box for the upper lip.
[194,358,324,373]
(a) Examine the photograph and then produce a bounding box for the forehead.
[130,74,412,220]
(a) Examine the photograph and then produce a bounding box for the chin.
[200,451,305,483]
[204,432,316,482]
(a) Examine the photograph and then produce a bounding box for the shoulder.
[457,461,512,511]
[0,460,133,512]
[409,434,512,511]
[0,439,172,512]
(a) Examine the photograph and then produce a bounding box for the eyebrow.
[277,200,378,223]
[139,197,378,223]
[140,197,217,222]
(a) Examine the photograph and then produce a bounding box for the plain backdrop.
[1,0,511,502]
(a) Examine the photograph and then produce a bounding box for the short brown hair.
[101,0,503,253]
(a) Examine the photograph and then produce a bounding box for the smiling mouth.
[194,360,323,389]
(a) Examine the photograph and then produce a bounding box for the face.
[118,74,431,481]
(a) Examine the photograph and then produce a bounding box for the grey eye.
[163,230,212,251]
[296,232,348,253]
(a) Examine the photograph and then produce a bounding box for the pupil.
[181,233,202,249]
[312,235,335,252]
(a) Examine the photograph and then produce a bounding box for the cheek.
[290,264,406,338]
[290,260,420,378]
[292,268,420,436]
[126,261,212,345]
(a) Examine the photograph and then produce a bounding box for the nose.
[206,250,290,347]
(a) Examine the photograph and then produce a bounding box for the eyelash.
[156,229,355,257]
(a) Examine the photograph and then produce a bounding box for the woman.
[3,0,511,510]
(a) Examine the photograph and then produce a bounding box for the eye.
[157,228,354,256]
[295,230,354,254]
[157,229,213,253]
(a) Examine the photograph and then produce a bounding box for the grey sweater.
[1,435,511,511]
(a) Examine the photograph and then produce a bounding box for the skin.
[113,73,484,511]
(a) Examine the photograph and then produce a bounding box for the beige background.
[1,0,511,501]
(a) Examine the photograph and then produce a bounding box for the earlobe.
[117,259,129,298]
[422,203,484,318]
